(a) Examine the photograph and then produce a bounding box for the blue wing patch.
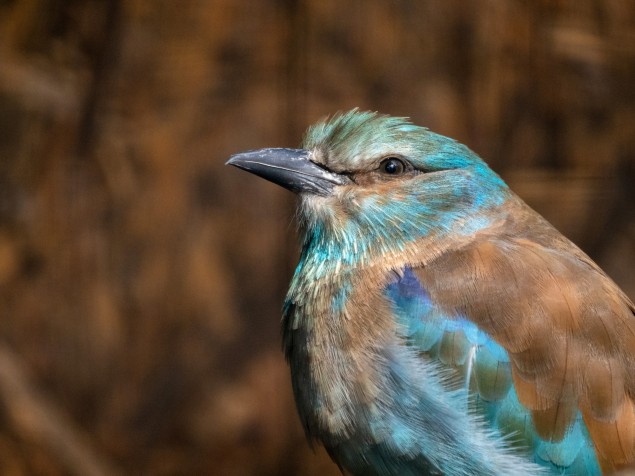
[385,267,601,475]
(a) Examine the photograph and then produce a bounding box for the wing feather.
[409,198,635,473]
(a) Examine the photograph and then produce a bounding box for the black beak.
[226,148,351,196]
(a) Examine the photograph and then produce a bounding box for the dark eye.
[379,157,406,175]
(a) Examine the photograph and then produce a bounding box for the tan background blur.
[0,1,634,475]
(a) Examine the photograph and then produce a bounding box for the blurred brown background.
[0,1,634,475]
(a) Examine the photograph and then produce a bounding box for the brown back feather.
[413,194,635,473]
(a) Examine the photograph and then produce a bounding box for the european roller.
[227,110,635,475]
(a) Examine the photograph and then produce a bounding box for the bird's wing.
[389,207,635,474]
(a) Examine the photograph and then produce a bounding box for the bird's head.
[228,110,510,264]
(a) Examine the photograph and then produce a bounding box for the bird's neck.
[281,197,547,475]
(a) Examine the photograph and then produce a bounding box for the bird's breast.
[284,265,400,439]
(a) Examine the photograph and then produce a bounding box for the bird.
[226,110,635,475]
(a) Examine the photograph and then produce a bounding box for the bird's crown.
[303,109,486,176]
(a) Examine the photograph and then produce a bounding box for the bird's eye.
[379,157,406,175]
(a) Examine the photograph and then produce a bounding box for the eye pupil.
[381,158,405,175]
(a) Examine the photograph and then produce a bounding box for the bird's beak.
[226,148,351,196]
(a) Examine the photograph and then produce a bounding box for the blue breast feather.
[385,267,601,475]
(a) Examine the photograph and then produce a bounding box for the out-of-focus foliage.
[0,1,633,475]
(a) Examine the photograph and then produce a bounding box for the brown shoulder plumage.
[413,194,635,473]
